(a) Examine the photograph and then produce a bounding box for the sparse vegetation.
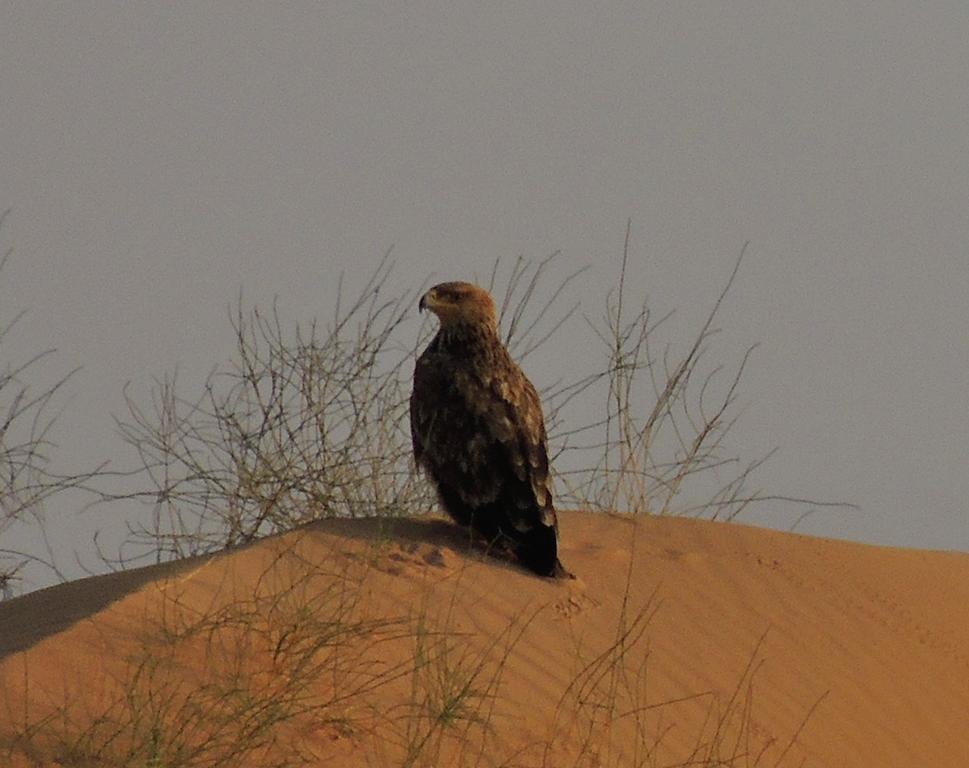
[1,222,838,766]
[0,212,101,597]
[109,224,834,568]
[5,534,416,767]
[543,540,825,768]
[2,525,823,768]
[388,580,538,768]
[111,254,432,565]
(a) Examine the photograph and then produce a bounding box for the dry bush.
[109,253,584,564]
[0,212,101,597]
[113,256,432,562]
[110,227,841,565]
[552,224,847,522]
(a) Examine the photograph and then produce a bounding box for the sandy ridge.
[1,511,968,766]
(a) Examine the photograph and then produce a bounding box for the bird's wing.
[411,345,555,530]
[480,363,556,530]
[409,352,434,465]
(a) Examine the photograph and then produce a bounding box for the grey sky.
[2,3,968,587]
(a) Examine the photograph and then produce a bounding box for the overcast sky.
[2,3,968,589]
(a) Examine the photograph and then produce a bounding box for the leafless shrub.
[552,223,849,521]
[111,228,841,565]
[113,255,433,562]
[0,212,101,597]
[109,253,584,564]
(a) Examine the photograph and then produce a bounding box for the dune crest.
[2,511,968,766]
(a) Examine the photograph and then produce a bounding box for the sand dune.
[2,511,968,766]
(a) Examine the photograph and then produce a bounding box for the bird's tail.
[517,524,573,579]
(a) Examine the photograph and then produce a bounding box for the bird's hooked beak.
[418,289,434,313]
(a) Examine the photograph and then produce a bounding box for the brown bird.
[410,281,568,577]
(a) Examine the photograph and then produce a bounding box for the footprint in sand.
[553,581,601,619]
[380,542,457,576]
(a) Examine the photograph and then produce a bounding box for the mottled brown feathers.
[410,281,566,577]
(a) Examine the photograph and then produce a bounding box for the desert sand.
[1,510,968,767]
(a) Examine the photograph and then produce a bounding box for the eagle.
[410,281,568,578]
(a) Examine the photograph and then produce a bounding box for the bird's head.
[419,282,497,330]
